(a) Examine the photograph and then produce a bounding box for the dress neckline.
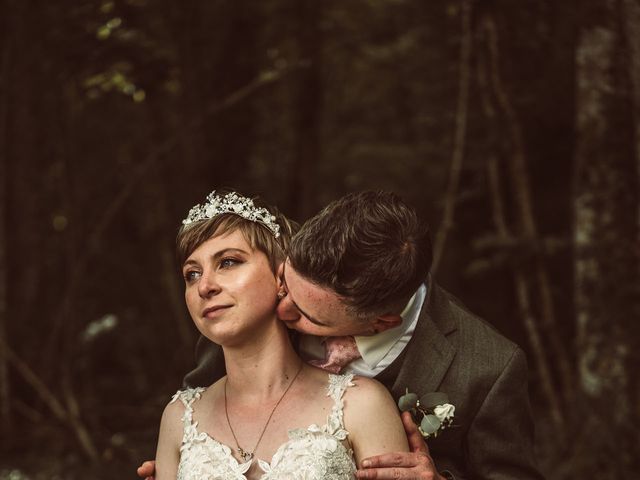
[173,372,356,476]
[191,420,352,473]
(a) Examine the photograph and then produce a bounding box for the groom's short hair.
[288,191,432,317]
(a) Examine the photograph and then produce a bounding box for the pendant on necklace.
[238,447,253,462]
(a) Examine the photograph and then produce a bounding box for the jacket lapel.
[390,280,458,399]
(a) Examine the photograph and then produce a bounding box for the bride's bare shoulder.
[345,375,396,407]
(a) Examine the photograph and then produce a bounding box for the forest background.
[0,0,639,479]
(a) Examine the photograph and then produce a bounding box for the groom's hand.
[136,460,156,480]
[355,412,445,480]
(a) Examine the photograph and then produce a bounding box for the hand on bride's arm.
[355,411,447,480]
[149,400,182,480]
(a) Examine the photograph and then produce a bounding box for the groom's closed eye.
[280,263,334,328]
[286,295,328,327]
[280,278,329,327]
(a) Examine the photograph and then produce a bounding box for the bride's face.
[182,229,280,345]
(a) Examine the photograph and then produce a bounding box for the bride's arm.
[344,376,409,466]
[154,400,183,480]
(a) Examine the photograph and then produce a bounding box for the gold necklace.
[224,361,304,462]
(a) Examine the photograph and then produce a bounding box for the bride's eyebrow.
[183,248,249,269]
[212,248,248,258]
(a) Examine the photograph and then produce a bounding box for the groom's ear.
[371,313,403,334]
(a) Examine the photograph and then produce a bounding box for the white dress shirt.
[298,283,427,377]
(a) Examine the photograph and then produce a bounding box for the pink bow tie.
[309,335,362,374]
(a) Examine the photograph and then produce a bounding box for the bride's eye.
[220,257,241,269]
[183,270,201,283]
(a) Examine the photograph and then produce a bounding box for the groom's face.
[276,259,375,337]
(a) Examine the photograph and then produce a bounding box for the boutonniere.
[398,389,455,439]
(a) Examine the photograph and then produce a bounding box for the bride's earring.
[277,290,287,300]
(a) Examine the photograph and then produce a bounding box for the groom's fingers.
[401,411,429,454]
[357,443,439,479]
[136,460,156,479]
[356,466,414,479]
[360,452,424,469]
[356,455,435,479]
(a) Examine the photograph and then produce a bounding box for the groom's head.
[277,191,432,336]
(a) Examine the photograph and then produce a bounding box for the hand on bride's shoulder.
[345,376,410,465]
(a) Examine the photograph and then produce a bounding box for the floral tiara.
[182,190,281,238]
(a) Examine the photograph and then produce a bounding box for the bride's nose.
[198,271,221,298]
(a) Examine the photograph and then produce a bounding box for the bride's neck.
[222,322,301,399]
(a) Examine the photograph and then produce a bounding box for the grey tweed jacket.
[183,279,544,480]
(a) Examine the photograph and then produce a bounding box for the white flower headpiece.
[182,190,281,238]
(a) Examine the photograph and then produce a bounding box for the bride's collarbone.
[192,388,335,454]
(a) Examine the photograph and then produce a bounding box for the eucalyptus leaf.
[398,392,419,411]
[420,414,442,435]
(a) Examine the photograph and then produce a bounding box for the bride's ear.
[277,262,285,279]
[276,262,285,286]
[276,262,286,294]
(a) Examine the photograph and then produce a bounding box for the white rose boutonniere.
[397,390,455,439]
[433,403,455,423]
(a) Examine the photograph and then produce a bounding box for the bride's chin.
[204,321,277,347]
[201,325,242,344]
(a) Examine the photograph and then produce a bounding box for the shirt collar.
[354,283,427,369]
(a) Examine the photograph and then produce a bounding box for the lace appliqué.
[171,388,252,480]
[259,373,356,479]
[172,373,357,480]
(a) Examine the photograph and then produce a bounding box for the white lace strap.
[170,387,206,436]
[325,373,355,438]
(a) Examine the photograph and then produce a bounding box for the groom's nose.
[276,294,301,322]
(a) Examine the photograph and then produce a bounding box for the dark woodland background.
[0,0,639,479]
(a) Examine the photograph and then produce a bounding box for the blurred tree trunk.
[289,0,322,219]
[574,0,640,473]
[0,0,11,442]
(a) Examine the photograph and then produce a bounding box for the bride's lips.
[202,305,232,319]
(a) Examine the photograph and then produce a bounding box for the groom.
[139,191,543,479]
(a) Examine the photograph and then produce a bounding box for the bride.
[154,190,408,480]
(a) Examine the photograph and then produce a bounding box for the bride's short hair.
[176,192,297,273]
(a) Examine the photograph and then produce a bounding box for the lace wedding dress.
[171,373,357,480]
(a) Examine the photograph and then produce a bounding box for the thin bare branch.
[0,338,68,421]
[62,374,99,461]
[432,0,473,275]
[483,14,576,405]
[0,338,100,460]
[486,156,565,434]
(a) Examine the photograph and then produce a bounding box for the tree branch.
[482,14,576,406]
[432,0,473,275]
[0,337,99,460]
